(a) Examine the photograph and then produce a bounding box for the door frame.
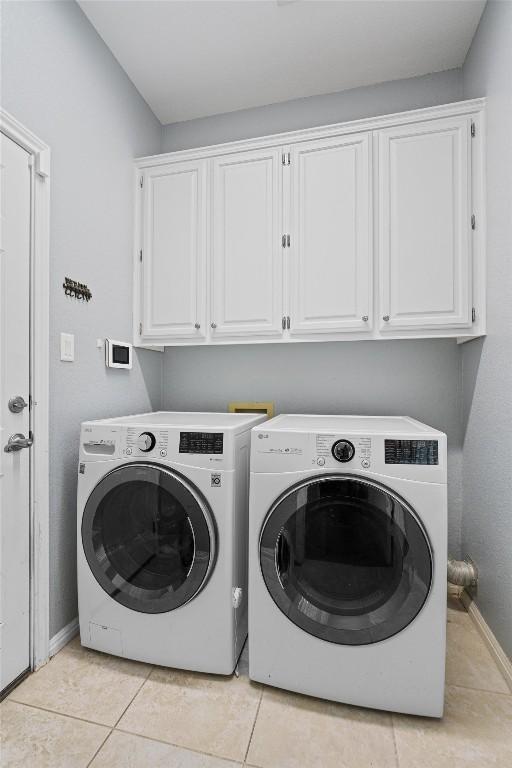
[1,109,50,671]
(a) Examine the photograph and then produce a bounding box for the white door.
[0,133,31,692]
[377,116,472,331]
[288,133,372,335]
[140,160,207,342]
[211,148,283,338]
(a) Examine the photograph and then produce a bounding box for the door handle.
[4,433,33,453]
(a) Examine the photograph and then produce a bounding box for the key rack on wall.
[63,277,92,301]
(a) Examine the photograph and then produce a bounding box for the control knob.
[331,439,355,463]
[137,432,156,452]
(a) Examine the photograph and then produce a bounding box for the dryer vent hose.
[447,557,478,588]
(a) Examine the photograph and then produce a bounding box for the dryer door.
[260,475,432,645]
[82,464,215,614]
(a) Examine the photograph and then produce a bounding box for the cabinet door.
[377,116,472,331]
[289,133,372,335]
[211,148,283,338]
[141,160,207,341]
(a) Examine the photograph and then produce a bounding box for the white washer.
[249,414,447,717]
[77,411,266,674]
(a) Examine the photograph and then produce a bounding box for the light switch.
[60,333,75,362]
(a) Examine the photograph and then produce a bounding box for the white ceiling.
[78,0,485,125]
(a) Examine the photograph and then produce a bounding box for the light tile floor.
[1,596,511,768]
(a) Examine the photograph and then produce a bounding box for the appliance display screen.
[112,345,130,365]
[179,432,223,454]
[385,439,438,465]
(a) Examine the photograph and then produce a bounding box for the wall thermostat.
[105,339,132,369]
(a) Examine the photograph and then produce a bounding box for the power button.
[317,457,325,466]
[361,459,370,469]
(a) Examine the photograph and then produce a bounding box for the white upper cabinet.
[377,116,472,331]
[140,159,207,341]
[134,100,484,346]
[211,148,283,338]
[288,133,372,335]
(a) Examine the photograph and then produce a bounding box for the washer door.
[82,464,215,614]
[260,475,432,645]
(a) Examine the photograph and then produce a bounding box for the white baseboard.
[460,591,512,693]
[49,617,79,658]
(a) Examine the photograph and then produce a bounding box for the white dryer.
[249,415,447,717]
[77,411,266,674]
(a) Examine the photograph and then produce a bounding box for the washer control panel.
[179,432,223,455]
[124,427,169,457]
[137,432,156,452]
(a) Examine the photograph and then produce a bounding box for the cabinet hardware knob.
[211,322,217,329]
[362,315,369,322]
[194,323,200,330]
[382,315,390,322]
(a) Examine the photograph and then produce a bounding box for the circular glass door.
[260,475,432,645]
[82,464,215,614]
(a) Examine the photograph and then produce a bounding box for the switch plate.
[60,333,75,362]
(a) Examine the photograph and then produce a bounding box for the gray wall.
[161,69,466,554]
[162,69,462,152]
[163,341,463,554]
[1,1,163,636]
[461,1,512,657]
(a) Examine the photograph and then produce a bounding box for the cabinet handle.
[282,316,286,330]
[382,315,390,322]
[194,323,201,330]
[286,316,290,330]
[362,315,369,322]
[211,322,217,329]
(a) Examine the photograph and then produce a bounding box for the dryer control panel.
[315,434,372,470]
[251,427,446,482]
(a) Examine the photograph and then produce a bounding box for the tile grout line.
[6,662,154,733]
[447,682,512,698]
[5,699,114,730]
[242,685,265,765]
[391,713,401,768]
[113,725,244,765]
[86,727,114,768]
[111,665,155,729]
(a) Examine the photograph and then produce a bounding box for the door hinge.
[232,587,243,609]
[139,175,144,188]
[139,249,143,262]
[281,152,291,166]
[471,214,476,230]
[471,121,476,138]
[472,307,476,323]
[139,322,142,335]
